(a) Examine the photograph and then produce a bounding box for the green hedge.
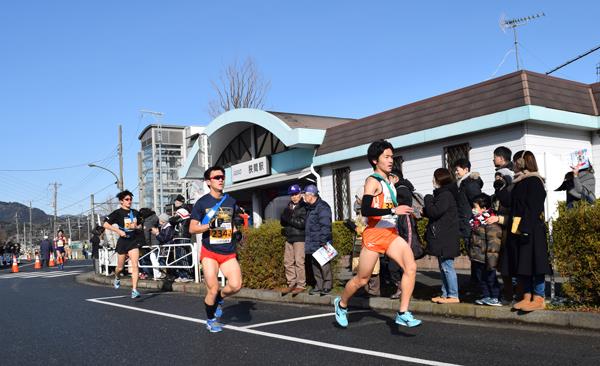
[237,220,355,289]
[552,201,600,305]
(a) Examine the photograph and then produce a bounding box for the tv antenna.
[499,12,545,70]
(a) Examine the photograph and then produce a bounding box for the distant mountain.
[0,201,50,225]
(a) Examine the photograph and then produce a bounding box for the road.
[1,261,599,366]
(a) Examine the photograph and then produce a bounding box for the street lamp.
[88,163,123,191]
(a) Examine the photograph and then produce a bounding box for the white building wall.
[523,122,594,218]
[590,132,600,198]
[319,125,524,219]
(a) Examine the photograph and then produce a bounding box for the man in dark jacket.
[453,158,484,239]
[279,184,308,295]
[39,236,53,267]
[303,184,333,295]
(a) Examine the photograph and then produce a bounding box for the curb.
[78,271,600,331]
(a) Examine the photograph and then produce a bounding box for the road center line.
[86,297,462,366]
[242,310,370,329]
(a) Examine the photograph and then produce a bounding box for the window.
[444,143,471,171]
[333,167,351,221]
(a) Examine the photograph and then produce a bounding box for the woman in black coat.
[501,151,551,312]
[423,168,461,304]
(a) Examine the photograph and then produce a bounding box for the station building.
[180,70,600,224]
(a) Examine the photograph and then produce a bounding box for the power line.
[0,150,119,172]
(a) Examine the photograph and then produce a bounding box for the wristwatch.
[390,208,395,215]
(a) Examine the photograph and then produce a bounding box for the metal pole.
[118,125,124,191]
[15,213,20,244]
[158,123,164,214]
[67,217,72,239]
[29,201,33,249]
[513,27,520,70]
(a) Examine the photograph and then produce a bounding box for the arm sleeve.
[360,195,393,217]
[569,176,584,199]
[156,226,174,244]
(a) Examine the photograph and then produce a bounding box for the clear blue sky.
[1,0,599,216]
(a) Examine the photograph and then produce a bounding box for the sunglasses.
[210,175,225,181]
[122,197,132,201]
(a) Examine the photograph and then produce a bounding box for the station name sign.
[231,156,271,183]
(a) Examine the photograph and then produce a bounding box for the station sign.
[231,156,271,183]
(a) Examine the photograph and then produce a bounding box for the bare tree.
[208,57,271,118]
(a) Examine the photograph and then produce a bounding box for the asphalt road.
[1,261,599,366]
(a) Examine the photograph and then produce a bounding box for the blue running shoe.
[215,299,224,319]
[206,318,223,333]
[113,278,121,289]
[131,289,141,299]
[395,311,422,328]
[334,297,348,327]
[475,297,490,305]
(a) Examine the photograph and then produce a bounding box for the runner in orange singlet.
[334,140,422,328]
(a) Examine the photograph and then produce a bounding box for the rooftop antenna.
[596,62,600,82]
[499,12,545,70]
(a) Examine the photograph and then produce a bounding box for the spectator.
[303,184,333,296]
[389,170,421,299]
[490,146,516,304]
[504,151,551,312]
[424,168,461,304]
[469,194,503,306]
[279,184,308,295]
[139,208,163,280]
[572,164,596,203]
[171,208,193,282]
[39,235,53,268]
[90,226,105,273]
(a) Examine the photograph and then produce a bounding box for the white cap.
[43,235,48,239]
[175,208,190,219]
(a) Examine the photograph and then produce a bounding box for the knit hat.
[158,213,170,223]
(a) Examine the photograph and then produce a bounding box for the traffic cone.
[11,256,19,273]
[49,253,55,267]
[34,254,42,269]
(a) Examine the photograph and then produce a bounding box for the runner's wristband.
[361,195,394,217]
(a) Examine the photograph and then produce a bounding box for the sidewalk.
[78,269,600,331]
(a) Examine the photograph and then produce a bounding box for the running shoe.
[215,298,225,319]
[333,297,348,328]
[206,318,223,333]
[475,297,490,305]
[395,311,422,328]
[483,297,502,307]
[113,277,121,289]
[131,289,141,299]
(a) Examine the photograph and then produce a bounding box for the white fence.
[98,238,224,285]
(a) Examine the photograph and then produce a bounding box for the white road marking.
[243,310,370,329]
[0,270,82,280]
[86,297,462,366]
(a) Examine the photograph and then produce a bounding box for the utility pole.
[118,124,124,191]
[77,215,81,241]
[87,215,91,240]
[15,213,20,244]
[67,217,72,239]
[51,182,62,235]
[29,201,33,249]
[90,194,96,226]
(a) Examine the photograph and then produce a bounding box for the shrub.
[237,220,286,289]
[332,221,354,256]
[552,201,600,305]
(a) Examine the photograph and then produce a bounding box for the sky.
[1,0,599,217]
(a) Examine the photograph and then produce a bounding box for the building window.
[443,143,471,172]
[333,167,351,221]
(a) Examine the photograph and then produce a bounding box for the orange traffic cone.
[11,255,19,273]
[34,254,42,269]
[49,253,55,267]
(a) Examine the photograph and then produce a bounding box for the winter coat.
[456,172,483,237]
[91,235,101,259]
[423,184,460,259]
[280,200,308,243]
[569,170,596,203]
[39,239,52,259]
[304,197,332,254]
[156,223,174,245]
[143,213,160,246]
[470,222,503,270]
[500,172,552,277]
